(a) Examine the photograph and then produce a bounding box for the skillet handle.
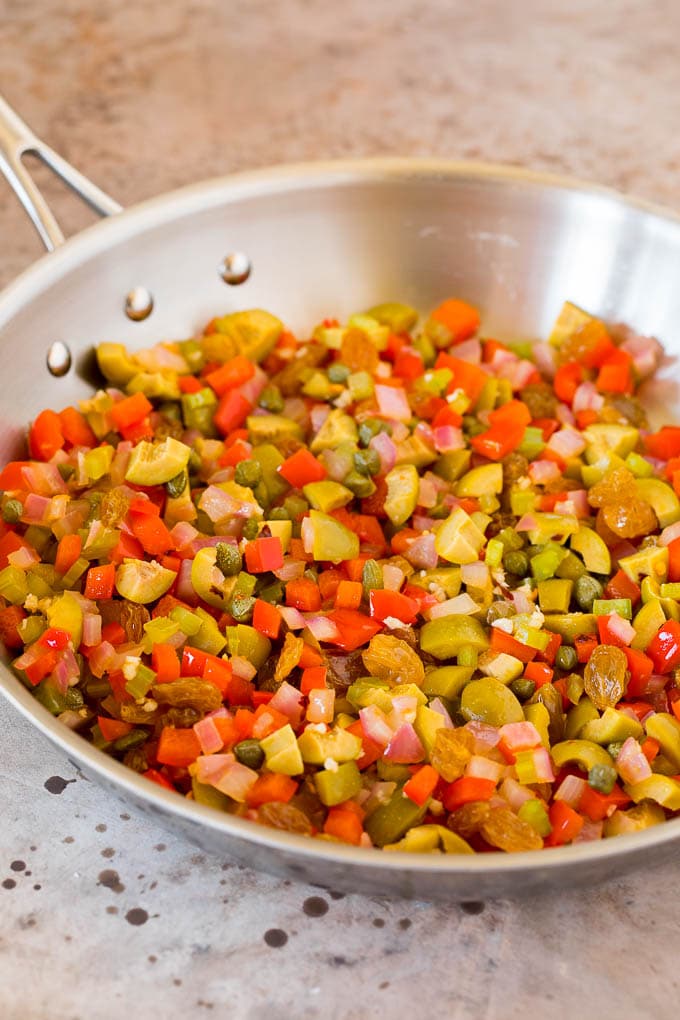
[0,93,122,252]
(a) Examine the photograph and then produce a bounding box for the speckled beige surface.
[2,1,680,1017]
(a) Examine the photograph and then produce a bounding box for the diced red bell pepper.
[622,646,654,697]
[204,355,255,395]
[24,649,58,686]
[156,726,201,767]
[253,598,282,639]
[109,531,145,565]
[59,407,97,448]
[246,773,298,808]
[0,531,32,570]
[152,643,181,683]
[325,609,383,651]
[369,588,419,624]
[29,409,65,461]
[667,537,680,583]
[553,362,584,405]
[181,645,208,677]
[578,783,631,822]
[129,512,176,555]
[213,390,253,436]
[334,579,362,610]
[0,462,31,490]
[244,536,284,573]
[300,666,327,695]
[323,807,364,845]
[523,661,554,687]
[97,716,134,742]
[544,801,584,846]
[574,633,598,663]
[604,569,641,605]
[346,720,383,770]
[54,534,83,576]
[278,447,327,488]
[403,764,439,806]
[0,604,26,649]
[84,564,116,600]
[647,620,680,674]
[490,627,537,663]
[442,776,497,811]
[110,392,153,431]
[435,352,490,406]
[142,768,176,791]
[285,578,322,613]
[429,298,480,343]
[645,426,680,461]
[38,627,71,651]
[596,348,633,394]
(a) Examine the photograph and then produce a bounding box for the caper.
[328,362,350,383]
[2,498,23,524]
[259,385,284,413]
[166,470,188,499]
[235,460,263,489]
[216,542,242,577]
[503,550,530,577]
[353,448,381,477]
[64,687,85,710]
[344,470,376,498]
[268,506,290,521]
[574,574,604,612]
[358,418,390,447]
[234,739,265,770]
[555,645,578,671]
[230,595,255,622]
[510,678,536,701]
[242,519,260,540]
[588,763,617,795]
[257,580,284,604]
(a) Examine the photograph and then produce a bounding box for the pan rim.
[3,155,680,878]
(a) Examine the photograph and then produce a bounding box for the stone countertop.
[2,1,680,1017]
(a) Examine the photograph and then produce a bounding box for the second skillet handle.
[0,93,122,252]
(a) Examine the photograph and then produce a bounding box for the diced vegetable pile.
[4,296,680,854]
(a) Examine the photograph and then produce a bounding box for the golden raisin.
[151,679,222,714]
[274,632,304,682]
[587,467,635,509]
[559,319,610,365]
[258,802,313,835]
[446,800,492,840]
[340,328,380,374]
[362,634,425,687]
[584,644,627,711]
[601,499,657,539]
[480,806,544,852]
[99,488,130,527]
[430,728,474,782]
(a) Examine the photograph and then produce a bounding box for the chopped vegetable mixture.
[3,297,680,854]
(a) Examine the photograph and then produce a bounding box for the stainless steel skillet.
[2,94,680,900]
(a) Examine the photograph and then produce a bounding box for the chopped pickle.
[420,616,489,660]
[384,464,419,528]
[125,436,191,485]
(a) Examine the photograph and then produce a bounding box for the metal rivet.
[125,286,154,321]
[219,252,251,285]
[46,340,72,377]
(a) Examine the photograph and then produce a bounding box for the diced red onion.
[170,521,200,550]
[82,614,102,648]
[301,517,314,554]
[500,358,537,391]
[452,337,481,364]
[277,605,306,630]
[85,641,118,678]
[13,643,45,671]
[573,818,604,842]
[240,365,268,405]
[427,593,479,619]
[488,348,517,371]
[528,459,561,485]
[660,521,680,546]
[417,476,438,509]
[605,612,636,647]
[554,774,587,807]
[175,559,199,605]
[619,328,663,379]
[531,341,556,379]
[382,564,405,591]
[498,721,542,751]
[616,737,652,785]
[189,535,236,554]
[303,614,340,642]
[51,501,90,538]
[193,716,225,755]
[461,561,489,588]
[525,747,555,782]
[389,695,419,728]
[547,428,587,459]
[391,422,410,443]
[269,681,304,725]
[214,761,260,801]
[499,777,534,811]
[8,546,40,568]
[433,425,465,453]
[515,513,539,532]
[50,649,80,694]
[412,514,436,532]
[555,402,576,426]
[282,396,309,428]
[195,753,235,784]
[572,381,604,414]
[23,493,50,523]
[273,559,306,582]
[403,532,437,569]
[465,755,504,782]
[21,463,67,495]
[110,441,132,486]
[359,705,394,747]
[369,431,397,474]
[428,697,454,727]
[306,688,335,724]
[464,720,501,752]
[199,485,259,522]
[384,722,425,763]
[511,589,534,614]
[375,384,411,422]
[231,656,257,681]
[310,404,330,432]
